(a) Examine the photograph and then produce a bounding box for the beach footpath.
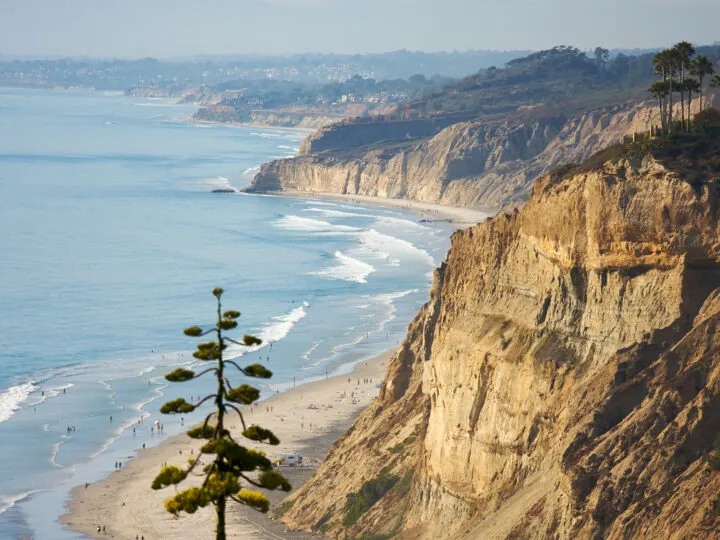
[61,350,393,539]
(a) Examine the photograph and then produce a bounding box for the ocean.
[0,88,452,538]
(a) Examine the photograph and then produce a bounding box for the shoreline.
[61,349,393,539]
[185,117,319,134]
[275,190,493,230]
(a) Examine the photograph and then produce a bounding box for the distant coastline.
[186,116,320,134]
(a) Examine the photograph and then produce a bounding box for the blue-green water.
[0,88,451,538]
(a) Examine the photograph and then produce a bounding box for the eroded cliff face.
[278,155,720,539]
[247,101,666,211]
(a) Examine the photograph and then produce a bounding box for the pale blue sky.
[1,0,718,58]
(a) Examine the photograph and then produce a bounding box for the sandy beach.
[274,190,493,230]
[61,350,393,539]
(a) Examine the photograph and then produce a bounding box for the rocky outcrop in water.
[276,147,720,539]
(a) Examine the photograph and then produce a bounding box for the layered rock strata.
[277,154,720,539]
[247,101,663,211]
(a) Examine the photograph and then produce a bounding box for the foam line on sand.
[61,350,393,539]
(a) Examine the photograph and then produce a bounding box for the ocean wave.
[251,131,304,141]
[0,381,36,423]
[0,490,41,515]
[132,101,176,108]
[371,289,421,332]
[306,207,432,233]
[29,382,75,407]
[304,207,374,219]
[355,229,435,267]
[242,165,261,176]
[310,251,375,284]
[274,215,360,234]
[259,301,310,343]
[49,441,65,469]
[203,176,239,193]
[225,302,310,360]
[301,341,321,362]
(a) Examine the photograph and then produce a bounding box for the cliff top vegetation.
[380,45,720,122]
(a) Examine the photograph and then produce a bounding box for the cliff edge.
[246,101,663,211]
[275,140,720,539]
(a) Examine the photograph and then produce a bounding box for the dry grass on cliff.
[544,129,720,191]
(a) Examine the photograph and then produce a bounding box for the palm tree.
[653,49,678,132]
[673,42,695,131]
[712,73,720,91]
[693,55,716,112]
[684,78,701,128]
[649,80,670,133]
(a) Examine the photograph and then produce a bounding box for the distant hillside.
[393,46,657,120]
[248,45,720,211]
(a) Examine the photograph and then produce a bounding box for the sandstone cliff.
[247,101,662,212]
[248,95,720,212]
[277,146,720,538]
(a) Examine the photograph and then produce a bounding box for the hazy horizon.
[2,0,719,59]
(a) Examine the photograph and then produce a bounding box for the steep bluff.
[277,150,720,538]
[247,101,664,212]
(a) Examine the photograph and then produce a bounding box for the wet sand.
[61,350,392,539]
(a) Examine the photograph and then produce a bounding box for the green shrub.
[709,435,720,470]
[343,470,400,526]
[314,508,334,533]
[394,470,414,498]
[273,498,295,517]
[712,494,720,517]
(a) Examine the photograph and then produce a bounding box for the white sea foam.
[203,176,239,193]
[0,382,36,423]
[301,341,321,362]
[29,382,75,407]
[304,207,374,219]
[0,490,40,515]
[274,215,359,234]
[259,302,310,343]
[242,165,261,176]
[355,229,435,267]
[132,101,176,108]
[49,442,64,468]
[376,215,432,231]
[310,251,375,284]
[370,289,422,334]
[226,302,310,359]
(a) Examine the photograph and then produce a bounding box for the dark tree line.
[649,42,717,134]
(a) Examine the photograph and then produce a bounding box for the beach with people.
[61,350,392,538]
